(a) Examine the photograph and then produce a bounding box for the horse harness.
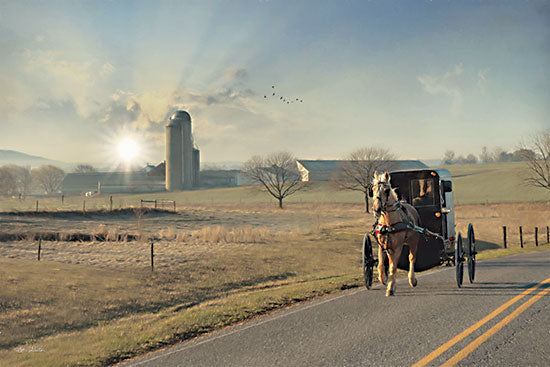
[371,200,416,252]
[370,182,444,253]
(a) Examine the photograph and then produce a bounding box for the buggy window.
[410,179,435,207]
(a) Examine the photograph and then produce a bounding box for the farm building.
[296,160,428,182]
[61,172,165,195]
[199,170,249,188]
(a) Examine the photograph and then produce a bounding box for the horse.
[372,171,421,296]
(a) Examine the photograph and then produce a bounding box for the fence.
[502,226,549,249]
[35,238,158,271]
[10,196,176,213]
[140,199,176,212]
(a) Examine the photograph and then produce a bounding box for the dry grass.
[456,202,550,249]
[188,225,279,244]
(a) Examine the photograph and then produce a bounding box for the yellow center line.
[442,286,550,366]
[412,277,550,367]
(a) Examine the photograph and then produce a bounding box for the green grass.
[439,161,550,204]
[476,243,550,261]
[1,161,548,213]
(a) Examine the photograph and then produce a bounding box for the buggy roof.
[389,168,452,181]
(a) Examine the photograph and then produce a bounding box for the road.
[120,250,550,367]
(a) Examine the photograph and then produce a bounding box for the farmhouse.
[296,160,428,182]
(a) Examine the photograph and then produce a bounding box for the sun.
[117,138,139,162]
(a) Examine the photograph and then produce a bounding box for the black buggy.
[362,169,476,289]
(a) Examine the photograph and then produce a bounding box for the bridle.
[372,181,400,217]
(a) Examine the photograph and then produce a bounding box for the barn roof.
[296,160,428,181]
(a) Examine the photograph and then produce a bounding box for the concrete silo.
[180,112,194,189]
[165,110,200,191]
[166,112,183,191]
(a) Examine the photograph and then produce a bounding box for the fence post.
[141,200,143,208]
[150,241,154,272]
[154,200,157,209]
[173,201,176,212]
[83,200,86,213]
[110,195,113,211]
[61,195,64,205]
[502,226,507,249]
[535,227,538,247]
[547,226,549,244]
[36,200,39,212]
[519,226,523,248]
[37,238,42,261]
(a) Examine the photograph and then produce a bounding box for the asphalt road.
[120,250,550,367]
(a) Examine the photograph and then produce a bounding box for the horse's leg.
[377,244,387,285]
[386,242,403,296]
[408,235,419,287]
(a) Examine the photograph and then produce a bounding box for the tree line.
[0,165,66,197]
[442,146,538,165]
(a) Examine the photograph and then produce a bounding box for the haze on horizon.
[0,0,548,167]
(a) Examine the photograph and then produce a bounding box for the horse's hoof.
[386,289,394,296]
[379,277,387,285]
[409,278,418,288]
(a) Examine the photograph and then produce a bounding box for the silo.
[165,112,183,191]
[180,112,194,189]
[193,148,200,187]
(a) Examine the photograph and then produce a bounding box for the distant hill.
[0,150,70,169]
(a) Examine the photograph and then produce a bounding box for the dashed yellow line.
[442,286,550,366]
[412,277,550,367]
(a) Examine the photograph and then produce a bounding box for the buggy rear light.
[431,171,437,176]
[434,212,441,218]
[450,236,455,242]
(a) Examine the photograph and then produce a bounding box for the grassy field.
[0,162,548,213]
[439,161,550,204]
[1,161,549,366]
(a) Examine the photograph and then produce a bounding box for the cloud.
[417,64,464,115]
[0,46,116,118]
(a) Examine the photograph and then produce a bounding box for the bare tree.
[74,164,97,173]
[4,165,32,197]
[442,150,455,165]
[32,165,65,194]
[479,146,492,163]
[0,166,17,196]
[331,147,396,213]
[513,148,535,162]
[466,154,478,164]
[519,129,550,191]
[243,151,307,209]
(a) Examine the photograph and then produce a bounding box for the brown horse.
[372,172,421,296]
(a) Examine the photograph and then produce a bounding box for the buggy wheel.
[467,223,476,283]
[362,234,375,289]
[455,233,464,288]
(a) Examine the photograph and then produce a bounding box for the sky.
[0,0,548,167]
